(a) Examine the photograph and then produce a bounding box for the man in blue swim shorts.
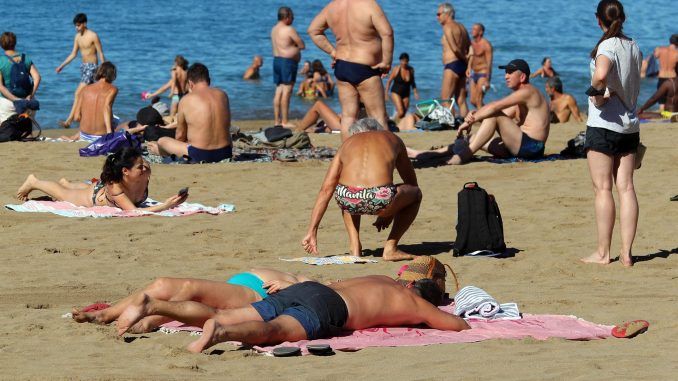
[147,63,233,163]
[438,3,470,117]
[308,0,393,140]
[271,7,305,127]
[408,59,550,165]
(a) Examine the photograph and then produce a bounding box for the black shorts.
[584,126,639,155]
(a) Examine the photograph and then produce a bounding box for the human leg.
[376,184,421,261]
[336,80,360,140]
[273,85,283,125]
[341,211,362,256]
[613,152,638,267]
[156,137,189,157]
[455,81,468,117]
[580,150,615,264]
[441,69,455,104]
[17,174,92,205]
[280,84,294,126]
[58,178,90,190]
[358,76,389,131]
[390,92,405,119]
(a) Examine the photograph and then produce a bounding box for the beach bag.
[415,99,456,130]
[0,113,37,142]
[258,126,293,142]
[143,125,175,142]
[453,182,506,256]
[4,54,33,98]
[560,131,586,158]
[79,131,141,157]
[396,255,459,294]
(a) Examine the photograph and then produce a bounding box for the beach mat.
[5,199,235,218]
[279,255,379,265]
[143,146,336,164]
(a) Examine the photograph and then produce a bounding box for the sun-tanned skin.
[56,19,105,127]
[243,55,263,80]
[147,72,231,158]
[308,0,394,140]
[72,268,311,334]
[271,9,305,127]
[639,75,677,116]
[546,83,583,123]
[61,78,117,140]
[294,100,341,132]
[302,129,421,261]
[438,4,470,117]
[466,23,492,109]
[113,275,470,352]
[653,38,677,110]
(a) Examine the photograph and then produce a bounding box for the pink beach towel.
[159,304,613,355]
[5,200,235,218]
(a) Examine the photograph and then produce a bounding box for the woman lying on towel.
[71,268,313,333]
[16,147,186,212]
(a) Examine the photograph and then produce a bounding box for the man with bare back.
[114,275,470,353]
[308,0,394,140]
[56,13,105,128]
[466,23,492,109]
[438,3,470,117]
[653,34,678,111]
[271,7,305,127]
[147,63,232,163]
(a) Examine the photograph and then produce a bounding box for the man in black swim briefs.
[308,0,394,140]
[438,3,470,117]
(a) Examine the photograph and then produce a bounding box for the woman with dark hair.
[16,147,186,212]
[143,55,189,117]
[530,57,558,78]
[311,59,334,97]
[581,0,641,267]
[385,52,419,119]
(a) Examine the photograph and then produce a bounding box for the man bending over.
[148,63,232,163]
[303,118,422,261]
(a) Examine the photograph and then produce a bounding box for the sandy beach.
[1,120,676,380]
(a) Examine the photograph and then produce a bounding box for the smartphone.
[178,187,189,197]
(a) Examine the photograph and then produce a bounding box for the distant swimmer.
[466,23,492,109]
[55,13,105,128]
[385,52,419,120]
[242,55,263,80]
[143,55,189,118]
[271,6,305,127]
[308,0,394,140]
[530,57,559,79]
[653,34,678,111]
[302,119,422,261]
[438,2,470,117]
[408,59,550,165]
[147,63,233,163]
[545,76,583,123]
[60,62,118,142]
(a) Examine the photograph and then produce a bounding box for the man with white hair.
[302,118,422,261]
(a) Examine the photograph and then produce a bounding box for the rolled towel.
[453,286,500,318]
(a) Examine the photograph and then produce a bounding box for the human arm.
[102,88,118,134]
[567,96,583,122]
[530,68,543,79]
[0,72,20,101]
[384,66,398,100]
[175,103,188,142]
[457,88,529,134]
[307,7,335,59]
[486,42,493,80]
[411,68,419,100]
[638,81,670,113]
[302,153,342,254]
[56,37,79,73]
[28,64,41,99]
[290,27,305,50]
[106,187,187,212]
[465,46,474,78]
[590,54,612,107]
[94,33,105,63]
[263,280,296,294]
[395,138,418,186]
[372,5,394,72]
[417,299,470,331]
[146,78,173,99]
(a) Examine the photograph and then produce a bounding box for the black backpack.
[453,182,506,256]
[0,113,39,142]
[4,54,33,98]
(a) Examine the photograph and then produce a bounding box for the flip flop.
[307,344,333,356]
[611,320,649,338]
[670,195,678,201]
[272,346,301,357]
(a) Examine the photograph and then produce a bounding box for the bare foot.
[446,154,465,165]
[348,243,363,257]
[373,216,394,232]
[619,254,634,267]
[146,141,160,155]
[16,174,37,201]
[382,247,415,262]
[579,252,611,265]
[282,123,297,129]
[71,307,101,323]
[186,319,227,353]
[116,293,151,336]
[58,178,70,187]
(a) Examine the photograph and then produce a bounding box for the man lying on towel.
[114,275,470,353]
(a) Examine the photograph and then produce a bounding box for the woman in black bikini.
[16,147,186,212]
[530,57,559,79]
[385,53,419,119]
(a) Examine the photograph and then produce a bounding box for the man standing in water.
[438,3,470,117]
[466,23,492,109]
[271,7,305,127]
[55,13,105,128]
[308,0,394,140]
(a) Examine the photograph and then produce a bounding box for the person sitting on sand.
[545,76,583,123]
[408,59,550,164]
[147,63,233,163]
[114,275,470,352]
[17,147,186,212]
[242,55,263,80]
[143,55,189,117]
[638,63,677,120]
[72,268,312,333]
[530,57,558,78]
[302,118,422,261]
[60,62,118,143]
[294,99,367,133]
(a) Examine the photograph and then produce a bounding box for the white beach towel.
[454,286,521,320]
[279,255,378,266]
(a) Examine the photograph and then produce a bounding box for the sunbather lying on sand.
[16,147,185,212]
[73,268,312,333]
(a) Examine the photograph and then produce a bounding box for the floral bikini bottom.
[334,184,397,215]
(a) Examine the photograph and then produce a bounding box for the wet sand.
[1,120,676,380]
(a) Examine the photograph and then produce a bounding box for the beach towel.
[481,154,581,164]
[5,199,235,218]
[453,286,520,320]
[143,146,336,165]
[279,255,379,265]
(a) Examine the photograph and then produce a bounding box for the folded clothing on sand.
[454,286,521,320]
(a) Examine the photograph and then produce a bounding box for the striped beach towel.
[454,286,520,320]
